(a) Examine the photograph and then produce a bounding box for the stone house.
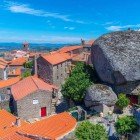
[0,58,8,80]
[0,110,77,140]
[58,45,83,55]
[11,76,58,120]
[81,39,94,52]
[8,57,27,77]
[0,77,21,110]
[37,52,72,86]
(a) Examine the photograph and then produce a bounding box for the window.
[33,99,39,104]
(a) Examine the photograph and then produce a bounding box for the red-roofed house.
[59,45,83,54]
[81,39,94,52]
[0,110,77,140]
[37,52,72,86]
[11,76,58,120]
[0,77,21,110]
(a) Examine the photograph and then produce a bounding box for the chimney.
[15,117,21,127]
[34,55,38,76]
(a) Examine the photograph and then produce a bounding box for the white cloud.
[4,1,86,24]
[106,26,122,31]
[64,27,75,30]
[106,24,140,31]
[5,1,71,22]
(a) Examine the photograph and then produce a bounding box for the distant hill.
[0,42,79,52]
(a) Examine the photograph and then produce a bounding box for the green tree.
[115,116,138,137]
[62,62,92,102]
[75,121,108,140]
[116,93,130,111]
[22,70,31,78]
[24,61,33,69]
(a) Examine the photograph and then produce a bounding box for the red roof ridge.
[30,76,40,90]
[11,76,57,101]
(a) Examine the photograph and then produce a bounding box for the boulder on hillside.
[91,30,140,94]
[134,108,140,125]
[84,84,117,107]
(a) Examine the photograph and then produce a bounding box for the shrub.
[116,93,130,110]
[75,121,108,140]
[115,116,138,136]
[22,70,31,78]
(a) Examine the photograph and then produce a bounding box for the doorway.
[41,107,47,117]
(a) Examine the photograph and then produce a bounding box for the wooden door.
[41,107,47,117]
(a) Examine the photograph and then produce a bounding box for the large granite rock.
[84,84,117,107]
[91,30,140,94]
[134,108,140,125]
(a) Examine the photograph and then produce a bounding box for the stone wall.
[37,56,71,86]
[0,87,11,110]
[13,90,52,120]
[37,57,53,84]
[0,68,8,80]
[53,60,71,86]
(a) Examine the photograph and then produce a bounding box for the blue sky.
[0,0,140,43]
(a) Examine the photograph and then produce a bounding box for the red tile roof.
[0,110,28,138]
[86,39,94,46]
[0,58,8,64]
[19,112,77,140]
[42,52,72,65]
[2,132,33,140]
[0,77,21,89]
[59,45,83,53]
[11,76,57,101]
[9,57,27,66]
[8,68,21,77]
[0,58,8,69]
[0,111,77,140]
[0,64,6,69]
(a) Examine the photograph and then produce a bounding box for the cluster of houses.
[0,39,94,139]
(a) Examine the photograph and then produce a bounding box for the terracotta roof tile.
[8,68,21,76]
[19,112,77,140]
[0,77,21,89]
[0,111,76,140]
[0,58,8,69]
[42,52,71,65]
[59,45,83,53]
[9,57,27,66]
[0,110,28,138]
[2,132,33,140]
[0,64,6,69]
[11,76,57,101]
[85,39,94,46]
[0,58,8,65]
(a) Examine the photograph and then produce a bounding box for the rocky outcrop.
[91,30,140,94]
[134,108,140,125]
[84,84,117,107]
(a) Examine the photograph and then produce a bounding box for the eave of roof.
[11,76,57,101]
[42,52,71,65]
[0,77,21,89]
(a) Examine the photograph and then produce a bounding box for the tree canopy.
[61,62,92,102]
[24,61,33,69]
[22,70,31,78]
[115,116,138,136]
[75,121,108,140]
